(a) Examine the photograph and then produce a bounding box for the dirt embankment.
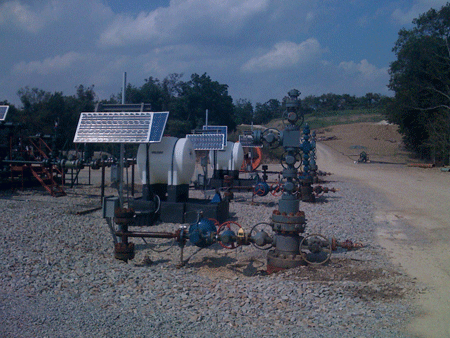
[316,121,410,164]
[316,122,450,338]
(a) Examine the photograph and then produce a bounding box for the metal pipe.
[115,231,178,239]
[119,71,127,207]
[101,162,105,202]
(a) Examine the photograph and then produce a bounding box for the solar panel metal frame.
[73,111,169,144]
[186,134,225,150]
[0,105,9,121]
[202,125,227,147]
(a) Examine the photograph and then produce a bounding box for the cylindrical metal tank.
[210,141,244,171]
[137,137,196,185]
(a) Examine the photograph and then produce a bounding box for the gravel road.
[0,167,422,337]
[317,139,450,338]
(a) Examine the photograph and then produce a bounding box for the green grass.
[265,108,385,130]
[305,108,385,129]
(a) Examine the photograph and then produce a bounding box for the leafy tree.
[388,3,450,162]
[14,85,96,153]
[254,99,280,124]
[301,93,387,113]
[178,73,235,130]
[118,73,235,137]
[233,98,254,125]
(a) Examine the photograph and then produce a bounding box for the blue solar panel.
[0,105,9,121]
[202,125,227,147]
[186,134,224,150]
[149,112,169,142]
[73,111,169,144]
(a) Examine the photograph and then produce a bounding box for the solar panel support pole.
[118,72,127,207]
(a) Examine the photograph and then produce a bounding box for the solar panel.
[0,105,9,121]
[73,111,169,143]
[149,112,169,142]
[186,134,225,150]
[202,125,227,147]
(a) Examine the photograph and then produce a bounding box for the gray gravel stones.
[0,176,421,337]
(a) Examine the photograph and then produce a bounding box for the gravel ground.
[0,173,423,338]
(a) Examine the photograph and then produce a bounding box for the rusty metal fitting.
[331,237,363,251]
[114,208,135,225]
[114,242,135,262]
[223,175,234,185]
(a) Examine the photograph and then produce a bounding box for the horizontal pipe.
[4,160,45,165]
[115,231,178,239]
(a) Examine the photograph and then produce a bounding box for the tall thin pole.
[119,72,126,207]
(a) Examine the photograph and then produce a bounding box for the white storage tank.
[137,137,196,186]
[210,141,244,171]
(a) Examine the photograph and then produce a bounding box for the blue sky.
[0,0,448,107]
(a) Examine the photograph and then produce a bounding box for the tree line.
[1,73,388,155]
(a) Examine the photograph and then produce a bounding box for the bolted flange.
[114,242,135,262]
[267,249,306,274]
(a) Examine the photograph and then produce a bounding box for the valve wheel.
[280,151,302,170]
[270,183,283,196]
[300,234,332,265]
[313,190,325,198]
[254,186,267,197]
[262,128,282,149]
[208,218,220,227]
[217,221,242,249]
[249,222,273,250]
[282,111,305,127]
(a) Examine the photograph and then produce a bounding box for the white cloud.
[391,0,449,25]
[99,0,270,47]
[332,59,390,95]
[12,52,86,75]
[305,11,315,23]
[241,39,324,73]
[0,0,63,33]
[339,59,388,80]
[0,0,114,35]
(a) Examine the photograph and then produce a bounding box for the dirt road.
[316,142,450,338]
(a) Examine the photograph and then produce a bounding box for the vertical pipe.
[101,162,105,202]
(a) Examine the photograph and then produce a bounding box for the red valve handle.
[217,221,242,249]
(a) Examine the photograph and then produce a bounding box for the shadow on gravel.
[280,258,412,302]
[313,195,342,204]
[189,255,237,269]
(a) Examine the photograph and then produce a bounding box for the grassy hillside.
[231,108,387,163]
[266,108,385,130]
